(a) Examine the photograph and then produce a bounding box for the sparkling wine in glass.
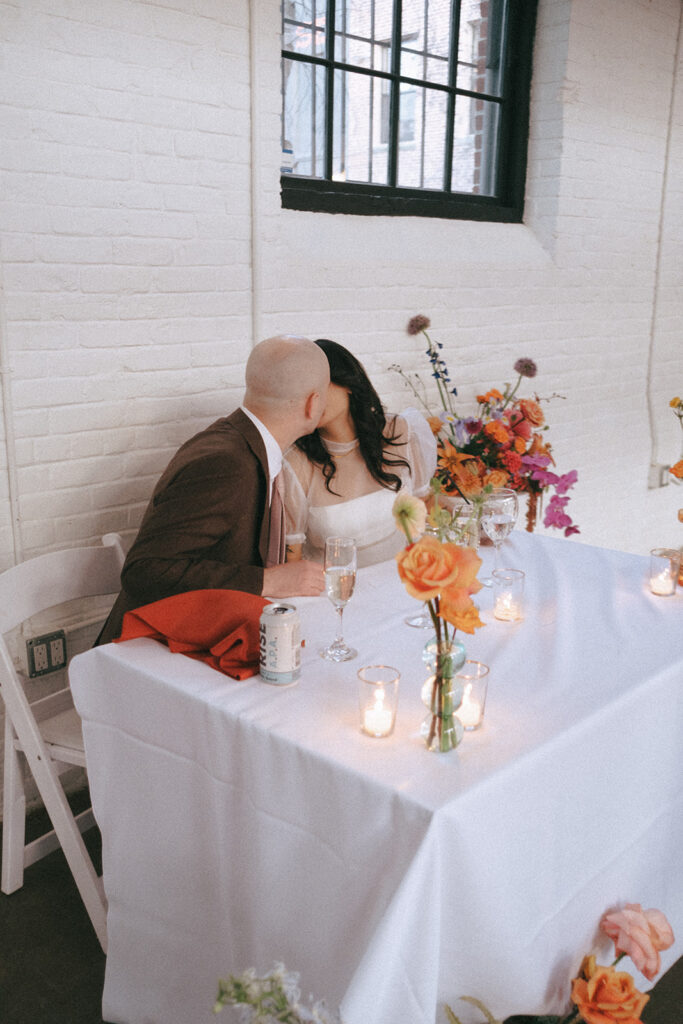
[480,488,519,582]
[320,537,357,662]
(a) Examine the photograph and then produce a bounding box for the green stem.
[423,329,457,417]
[500,373,522,411]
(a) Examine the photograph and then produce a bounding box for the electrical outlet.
[26,630,67,678]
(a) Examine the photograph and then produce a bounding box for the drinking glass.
[480,488,519,583]
[320,537,357,661]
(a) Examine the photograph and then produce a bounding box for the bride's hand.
[262,559,325,598]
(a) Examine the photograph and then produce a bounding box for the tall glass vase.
[420,636,466,753]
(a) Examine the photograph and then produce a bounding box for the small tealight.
[358,665,399,738]
[455,661,490,731]
[649,548,680,597]
[492,569,525,621]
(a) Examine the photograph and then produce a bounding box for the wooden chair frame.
[0,533,125,952]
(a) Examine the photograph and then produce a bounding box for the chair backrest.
[0,534,125,636]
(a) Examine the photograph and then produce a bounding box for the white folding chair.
[0,533,125,953]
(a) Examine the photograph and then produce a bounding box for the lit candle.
[457,683,482,729]
[363,689,393,737]
[650,569,675,596]
[494,592,523,621]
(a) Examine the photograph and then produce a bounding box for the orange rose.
[519,398,545,427]
[669,459,683,479]
[484,469,510,489]
[484,419,510,445]
[571,959,649,1024]
[439,586,485,634]
[513,436,527,454]
[427,415,443,436]
[396,535,481,603]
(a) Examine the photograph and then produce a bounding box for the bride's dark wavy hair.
[295,338,409,495]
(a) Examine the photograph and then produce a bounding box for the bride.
[283,339,436,568]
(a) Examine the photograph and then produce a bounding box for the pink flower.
[600,904,675,982]
[554,469,578,496]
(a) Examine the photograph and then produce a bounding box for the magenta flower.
[554,469,578,495]
[407,314,431,336]
[514,357,537,378]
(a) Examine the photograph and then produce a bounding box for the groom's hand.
[262,559,325,598]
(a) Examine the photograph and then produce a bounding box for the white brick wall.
[0,0,681,819]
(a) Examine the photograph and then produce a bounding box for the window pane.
[397,86,447,190]
[402,0,453,78]
[282,57,326,177]
[283,0,326,57]
[333,69,389,185]
[457,0,507,97]
[451,96,500,196]
[335,0,395,67]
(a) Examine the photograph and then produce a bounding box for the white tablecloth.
[70,532,683,1024]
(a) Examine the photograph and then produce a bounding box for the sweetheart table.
[70,532,683,1024]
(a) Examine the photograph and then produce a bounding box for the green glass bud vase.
[420,636,466,752]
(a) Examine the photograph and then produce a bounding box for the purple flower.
[407,314,431,336]
[514,357,537,378]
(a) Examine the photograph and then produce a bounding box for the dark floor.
[0,797,681,1023]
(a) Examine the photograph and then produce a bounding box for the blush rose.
[600,904,675,982]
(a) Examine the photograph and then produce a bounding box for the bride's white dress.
[282,409,436,568]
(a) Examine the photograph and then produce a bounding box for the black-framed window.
[281,0,537,221]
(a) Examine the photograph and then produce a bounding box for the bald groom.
[97,336,329,644]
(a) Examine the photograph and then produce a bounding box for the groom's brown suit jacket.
[97,409,271,644]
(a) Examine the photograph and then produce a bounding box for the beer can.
[259,603,301,685]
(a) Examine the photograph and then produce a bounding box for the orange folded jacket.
[115,589,270,680]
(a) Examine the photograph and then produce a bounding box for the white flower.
[392,492,427,542]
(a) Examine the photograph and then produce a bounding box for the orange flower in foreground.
[438,442,485,497]
[519,397,545,427]
[439,586,485,634]
[528,432,553,459]
[396,535,481,604]
[571,958,649,1024]
[669,459,683,479]
[484,419,510,445]
[484,469,510,489]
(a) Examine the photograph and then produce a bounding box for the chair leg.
[26,748,108,952]
[2,718,27,894]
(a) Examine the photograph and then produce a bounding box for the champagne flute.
[320,536,357,661]
[480,488,519,583]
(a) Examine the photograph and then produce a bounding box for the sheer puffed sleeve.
[282,448,312,537]
[394,407,438,497]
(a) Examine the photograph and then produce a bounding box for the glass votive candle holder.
[455,661,490,731]
[358,665,399,738]
[649,548,680,597]
[492,569,525,621]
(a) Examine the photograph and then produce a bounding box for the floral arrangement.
[214,963,340,1023]
[392,492,484,751]
[215,903,673,1024]
[391,315,579,537]
[445,902,675,1024]
[669,396,683,480]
